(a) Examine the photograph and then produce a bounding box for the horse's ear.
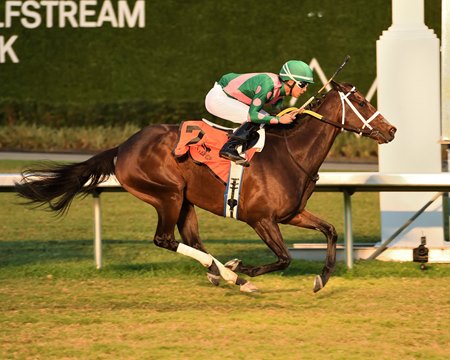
[330,80,340,90]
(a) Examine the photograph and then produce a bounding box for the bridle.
[283,86,383,182]
[278,85,381,137]
[300,86,382,137]
[337,86,380,135]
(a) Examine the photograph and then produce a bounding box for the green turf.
[2,160,450,359]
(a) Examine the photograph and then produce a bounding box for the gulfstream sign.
[0,0,146,63]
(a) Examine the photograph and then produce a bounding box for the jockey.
[205,60,314,166]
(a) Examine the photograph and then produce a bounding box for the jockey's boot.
[219,122,259,167]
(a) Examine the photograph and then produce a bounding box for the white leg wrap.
[212,257,238,284]
[176,244,239,284]
[176,243,213,268]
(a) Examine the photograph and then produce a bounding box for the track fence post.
[93,190,102,269]
[343,190,354,269]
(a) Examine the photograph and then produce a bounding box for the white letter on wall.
[41,0,59,28]
[21,0,42,29]
[5,1,22,28]
[59,0,78,28]
[0,35,19,63]
[118,0,145,28]
[97,0,118,28]
[79,0,98,28]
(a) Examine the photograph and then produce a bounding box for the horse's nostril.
[389,127,397,137]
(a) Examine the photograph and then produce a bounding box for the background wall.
[0,0,441,127]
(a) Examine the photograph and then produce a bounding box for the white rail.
[3,173,450,269]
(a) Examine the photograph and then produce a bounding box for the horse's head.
[329,81,396,144]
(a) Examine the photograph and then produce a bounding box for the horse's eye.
[359,101,366,107]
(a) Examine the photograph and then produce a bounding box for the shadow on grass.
[1,239,92,266]
[2,238,450,279]
[0,237,334,277]
[0,239,146,267]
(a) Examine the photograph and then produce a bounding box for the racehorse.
[15,81,396,293]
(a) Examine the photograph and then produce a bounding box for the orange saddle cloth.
[173,120,258,183]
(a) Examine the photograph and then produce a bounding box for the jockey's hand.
[279,113,295,124]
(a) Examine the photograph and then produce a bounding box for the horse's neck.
[286,92,341,175]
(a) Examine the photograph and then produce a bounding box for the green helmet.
[279,60,314,84]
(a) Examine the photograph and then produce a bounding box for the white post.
[443,0,450,141]
[376,0,444,259]
[442,0,450,242]
[343,191,353,269]
[93,192,102,269]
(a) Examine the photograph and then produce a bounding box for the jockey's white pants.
[205,82,269,124]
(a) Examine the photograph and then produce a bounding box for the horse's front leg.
[177,200,221,286]
[286,209,338,292]
[229,218,292,277]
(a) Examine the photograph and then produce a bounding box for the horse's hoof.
[313,275,324,293]
[225,258,241,271]
[206,272,221,286]
[240,281,259,293]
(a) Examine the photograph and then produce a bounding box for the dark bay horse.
[16,81,396,293]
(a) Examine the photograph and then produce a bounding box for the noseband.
[301,87,381,137]
[338,86,379,133]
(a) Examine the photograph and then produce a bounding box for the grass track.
[1,274,450,359]
[1,161,450,359]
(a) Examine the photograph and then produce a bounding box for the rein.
[281,86,381,181]
[302,109,373,136]
[295,86,380,137]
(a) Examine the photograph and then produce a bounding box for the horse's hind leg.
[177,200,221,286]
[287,209,338,293]
[229,218,292,277]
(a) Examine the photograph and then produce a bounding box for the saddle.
[173,119,265,183]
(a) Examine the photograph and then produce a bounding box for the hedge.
[0,99,211,128]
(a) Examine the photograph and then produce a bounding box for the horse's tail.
[15,147,118,215]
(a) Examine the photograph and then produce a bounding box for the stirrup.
[235,158,250,167]
[219,151,250,167]
[219,150,244,162]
